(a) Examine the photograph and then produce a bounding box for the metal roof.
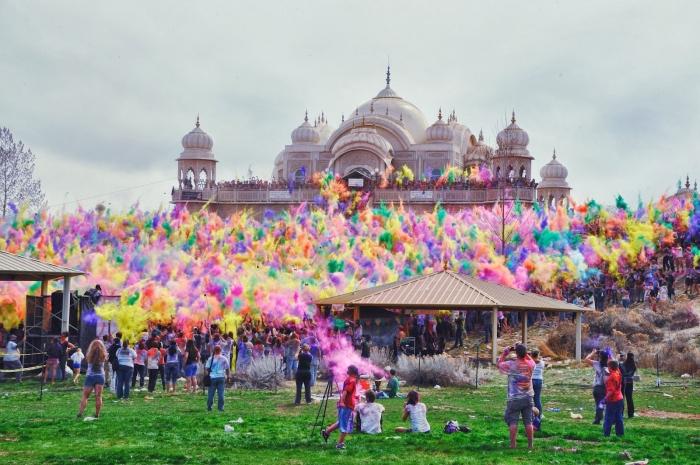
[315,270,589,313]
[0,250,85,281]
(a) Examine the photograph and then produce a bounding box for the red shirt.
[340,376,358,410]
[605,368,623,402]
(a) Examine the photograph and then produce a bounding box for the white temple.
[173,67,573,216]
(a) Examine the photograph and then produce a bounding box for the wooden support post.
[61,276,71,333]
[521,311,528,345]
[353,306,360,323]
[491,307,499,364]
[575,311,582,362]
[40,280,48,296]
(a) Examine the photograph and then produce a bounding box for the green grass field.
[1,368,698,465]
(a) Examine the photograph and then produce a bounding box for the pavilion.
[315,270,590,363]
[0,250,85,333]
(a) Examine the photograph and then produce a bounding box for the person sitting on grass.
[532,406,541,432]
[356,390,385,434]
[395,390,430,433]
[321,365,359,450]
[498,344,536,449]
[376,368,400,399]
[77,339,108,419]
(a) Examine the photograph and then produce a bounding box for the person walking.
[183,339,200,393]
[131,341,147,390]
[146,342,161,393]
[603,360,624,437]
[452,313,464,349]
[206,345,230,412]
[77,339,108,419]
[585,349,609,425]
[164,343,181,393]
[295,344,313,405]
[622,352,636,418]
[321,365,359,450]
[497,344,536,449]
[58,332,75,382]
[3,334,22,382]
[531,350,545,416]
[44,337,63,385]
[115,340,136,400]
[309,337,322,387]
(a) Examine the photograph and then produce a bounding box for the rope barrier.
[0,365,45,373]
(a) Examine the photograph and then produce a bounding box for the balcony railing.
[172,186,536,205]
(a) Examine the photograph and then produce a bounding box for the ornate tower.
[492,111,533,183]
[177,116,217,191]
[538,149,571,207]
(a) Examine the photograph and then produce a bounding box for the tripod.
[311,377,334,437]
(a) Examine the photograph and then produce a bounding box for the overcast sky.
[2,1,699,212]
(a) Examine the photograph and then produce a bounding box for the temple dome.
[425,109,453,142]
[466,130,493,163]
[496,111,529,149]
[350,67,428,143]
[539,150,570,188]
[179,117,215,159]
[291,112,321,144]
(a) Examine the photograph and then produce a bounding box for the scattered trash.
[547,407,561,412]
[231,417,244,424]
[620,451,633,460]
[469,415,476,419]
[624,460,648,465]
[144,396,154,401]
[434,385,442,389]
[662,393,674,398]
[83,416,98,422]
[569,412,583,420]
[680,373,691,378]
[384,436,402,440]
[224,424,235,433]
[553,446,578,453]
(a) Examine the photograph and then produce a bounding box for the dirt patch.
[637,409,700,420]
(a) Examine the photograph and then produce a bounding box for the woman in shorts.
[183,339,200,393]
[77,339,108,419]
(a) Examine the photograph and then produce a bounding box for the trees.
[0,127,45,216]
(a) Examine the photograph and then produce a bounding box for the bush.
[541,321,577,359]
[669,305,700,331]
[638,335,700,376]
[396,353,493,387]
[241,356,285,390]
[369,346,394,370]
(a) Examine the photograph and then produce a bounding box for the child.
[377,368,400,399]
[395,390,430,433]
[356,390,385,434]
[322,365,359,449]
[70,347,85,384]
[532,406,541,431]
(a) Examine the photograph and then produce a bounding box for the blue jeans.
[532,379,543,413]
[207,377,225,411]
[165,362,179,385]
[116,365,134,399]
[603,399,624,436]
[284,357,297,379]
[310,362,319,387]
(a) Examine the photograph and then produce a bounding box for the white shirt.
[405,402,430,433]
[4,341,20,362]
[70,351,85,365]
[532,360,545,380]
[357,402,385,434]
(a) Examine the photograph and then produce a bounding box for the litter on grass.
[224,424,235,433]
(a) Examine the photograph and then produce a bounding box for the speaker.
[49,291,80,335]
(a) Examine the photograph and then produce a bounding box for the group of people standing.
[585,348,637,436]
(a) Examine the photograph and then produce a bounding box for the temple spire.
[478,129,484,142]
[386,63,391,86]
[511,110,516,124]
[686,175,691,189]
[196,114,200,128]
[553,148,557,160]
[304,110,308,123]
[438,108,443,121]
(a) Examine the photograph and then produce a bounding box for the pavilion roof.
[315,270,589,313]
[0,250,85,281]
